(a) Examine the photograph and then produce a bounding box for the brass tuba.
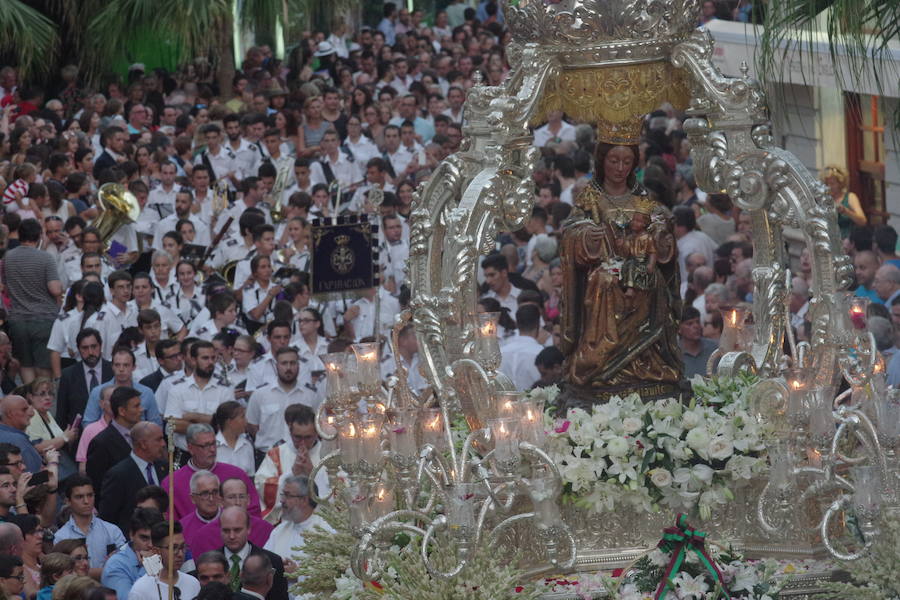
[268,156,293,224]
[92,183,141,249]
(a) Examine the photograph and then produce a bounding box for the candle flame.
[480,322,496,337]
[526,409,535,422]
[363,424,379,437]
[499,421,508,435]
[729,310,738,326]
[347,422,357,437]
[360,351,377,362]
[791,380,801,390]
[376,487,388,502]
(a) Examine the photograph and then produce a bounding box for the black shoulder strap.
[201,151,218,182]
[319,159,335,184]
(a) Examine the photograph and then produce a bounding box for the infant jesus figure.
[615,208,657,299]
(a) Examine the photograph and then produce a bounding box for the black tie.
[89,369,99,390]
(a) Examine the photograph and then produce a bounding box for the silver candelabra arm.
[352,510,432,580]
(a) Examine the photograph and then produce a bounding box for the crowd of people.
[0,0,890,599]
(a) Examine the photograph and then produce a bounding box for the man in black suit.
[98,421,168,534]
[86,386,143,492]
[92,126,127,179]
[56,328,111,428]
[138,339,183,392]
[235,554,274,600]
[219,506,288,600]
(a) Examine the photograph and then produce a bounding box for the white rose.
[686,427,711,452]
[605,436,630,458]
[682,409,703,430]
[650,468,674,488]
[622,417,642,435]
[707,436,734,461]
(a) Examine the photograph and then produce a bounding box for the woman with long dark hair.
[212,401,254,475]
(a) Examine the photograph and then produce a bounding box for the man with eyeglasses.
[162,423,261,521]
[54,474,125,578]
[177,471,220,544]
[187,478,273,557]
[0,555,26,599]
[128,520,200,600]
[139,339,184,393]
[101,507,164,600]
[263,475,333,575]
[255,404,329,521]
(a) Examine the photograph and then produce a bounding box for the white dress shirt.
[85,301,139,360]
[247,381,318,451]
[499,334,543,391]
[164,376,234,449]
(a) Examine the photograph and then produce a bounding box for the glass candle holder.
[518,398,546,447]
[473,312,502,371]
[786,371,812,435]
[345,485,369,531]
[848,296,869,330]
[719,307,748,353]
[447,482,478,537]
[492,391,522,419]
[769,442,796,494]
[876,389,900,445]
[322,352,349,400]
[851,465,882,523]
[808,390,834,454]
[357,413,385,468]
[527,471,562,529]
[388,407,419,465]
[352,342,381,396]
[418,407,445,450]
[338,419,361,468]
[368,483,395,522]
[488,417,520,471]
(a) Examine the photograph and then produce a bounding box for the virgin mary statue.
[558,119,683,408]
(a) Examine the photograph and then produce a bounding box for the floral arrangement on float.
[542,373,775,520]
[292,495,543,600]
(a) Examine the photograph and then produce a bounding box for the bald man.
[0,396,42,472]
[98,422,168,534]
[874,264,900,306]
[0,522,24,555]
[854,250,882,303]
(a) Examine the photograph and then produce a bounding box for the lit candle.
[358,414,384,462]
[489,417,520,466]
[493,391,521,419]
[419,407,445,449]
[368,484,394,521]
[338,420,360,467]
[322,352,348,399]
[518,398,545,447]
[719,307,746,353]
[352,342,381,395]
[473,312,502,370]
[848,297,869,330]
